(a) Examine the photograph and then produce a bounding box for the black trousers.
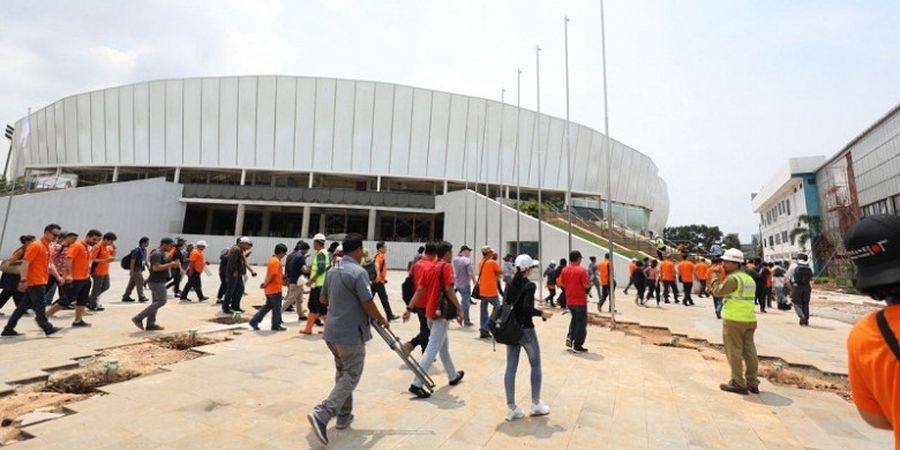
[792,284,811,321]
[167,271,183,295]
[663,281,680,302]
[3,285,53,333]
[0,288,23,311]
[645,280,660,304]
[216,272,228,299]
[181,272,205,300]
[409,308,430,353]
[599,285,610,308]
[371,282,393,318]
[682,282,694,305]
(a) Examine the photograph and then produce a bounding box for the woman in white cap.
[502,254,552,421]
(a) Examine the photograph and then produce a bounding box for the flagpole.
[498,88,505,256]
[482,109,489,248]
[463,110,470,247]
[564,15,573,255]
[515,69,522,255]
[0,108,28,257]
[536,45,544,302]
[600,0,616,328]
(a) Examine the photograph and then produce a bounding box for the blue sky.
[1,0,898,240]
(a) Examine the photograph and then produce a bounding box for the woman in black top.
[632,260,647,306]
[0,235,33,313]
[502,255,552,421]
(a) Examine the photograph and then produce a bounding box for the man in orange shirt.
[598,254,612,312]
[709,257,727,319]
[623,259,637,295]
[844,215,900,445]
[181,240,209,302]
[64,229,102,328]
[88,232,117,312]
[477,246,503,339]
[678,256,695,306]
[372,242,397,321]
[659,255,680,304]
[1,224,63,337]
[695,258,710,298]
[249,243,288,331]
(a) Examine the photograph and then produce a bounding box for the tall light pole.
[536,45,544,301]
[462,108,471,246]
[473,117,481,262]
[600,0,616,328]
[482,110,489,248]
[564,15,573,254]
[498,88,505,256]
[515,69,522,255]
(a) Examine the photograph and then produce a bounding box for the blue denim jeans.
[412,318,459,388]
[505,327,542,405]
[457,287,472,325]
[479,296,500,332]
[250,292,283,330]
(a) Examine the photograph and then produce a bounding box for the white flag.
[18,108,31,148]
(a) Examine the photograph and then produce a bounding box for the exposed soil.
[208,315,249,325]
[0,334,222,446]
[586,314,851,402]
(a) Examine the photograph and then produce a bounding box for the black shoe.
[408,384,431,399]
[315,318,324,326]
[307,412,328,445]
[199,297,209,302]
[72,320,91,328]
[565,338,572,348]
[122,297,135,303]
[1,329,22,337]
[719,381,749,395]
[574,346,588,353]
[249,322,260,331]
[131,318,144,330]
[388,315,399,321]
[298,315,308,321]
[179,297,191,302]
[215,299,223,304]
[45,327,63,337]
[222,308,233,314]
[272,326,287,331]
[285,305,295,312]
[749,386,760,394]
[449,371,465,386]
[234,308,246,313]
[479,331,491,339]
[664,300,671,304]
[94,305,105,311]
[146,324,164,331]
[138,298,149,303]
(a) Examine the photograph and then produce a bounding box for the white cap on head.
[196,240,208,247]
[238,237,251,244]
[313,233,327,242]
[721,248,745,263]
[336,244,344,253]
[515,254,540,271]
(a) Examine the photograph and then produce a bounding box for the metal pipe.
[600,0,616,328]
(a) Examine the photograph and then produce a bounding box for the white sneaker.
[505,407,525,421]
[530,402,550,416]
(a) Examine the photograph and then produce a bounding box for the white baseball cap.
[313,233,326,242]
[238,237,252,244]
[515,254,540,271]
[336,244,344,253]
[196,240,208,247]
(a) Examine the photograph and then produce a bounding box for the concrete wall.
[0,178,185,257]
[436,189,632,285]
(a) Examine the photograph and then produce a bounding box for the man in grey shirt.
[588,256,602,299]
[308,233,389,446]
[452,246,476,326]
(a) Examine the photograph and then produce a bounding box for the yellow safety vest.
[722,272,757,323]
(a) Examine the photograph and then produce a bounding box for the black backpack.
[793,266,813,285]
[120,250,133,270]
[489,283,525,345]
[363,260,378,282]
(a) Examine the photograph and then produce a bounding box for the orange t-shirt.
[89,243,114,276]
[189,248,205,273]
[628,262,637,277]
[478,259,502,297]
[746,263,756,270]
[24,239,51,286]
[375,253,388,283]
[679,261,695,283]
[847,305,900,445]
[67,240,90,280]
[660,260,676,282]
[695,262,709,281]
[599,260,610,286]
[709,264,726,283]
[264,256,283,295]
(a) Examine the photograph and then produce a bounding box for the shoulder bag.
[436,262,458,320]
[876,309,900,362]
[471,259,486,299]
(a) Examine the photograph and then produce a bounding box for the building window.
[863,200,889,217]
[786,199,791,216]
[782,230,788,244]
[893,195,900,215]
[769,236,774,246]
[775,234,781,245]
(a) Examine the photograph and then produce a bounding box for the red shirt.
[423,261,454,320]
[559,264,589,306]
[411,257,435,311]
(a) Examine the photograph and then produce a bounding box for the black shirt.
[146,248,172,284]
[503,274,542,328]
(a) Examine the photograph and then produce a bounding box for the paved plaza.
[0,268,893,449]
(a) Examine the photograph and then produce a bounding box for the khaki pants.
[722,320,759,389]
[281,283,305,316]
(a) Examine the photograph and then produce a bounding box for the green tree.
[789,214,821,252]
[722,233,741,249]
[519,200,551,219]
[662,225,724,251]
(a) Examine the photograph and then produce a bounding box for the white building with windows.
[751,156,825,266]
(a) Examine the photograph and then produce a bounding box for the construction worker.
[709,248,759,395]
[695,258,710,298]
[655,236,666,260]
[844,215,899,443]
[678,256,695,306]
[659,255,679,303]
[623,258,637,295]
[300,234,330,335]
[709,257,727,319]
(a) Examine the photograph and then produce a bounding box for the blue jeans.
[412,318,459,388]
[479,296,500,332]
[567,305,587,348]
[457,287,472,325]
[505,328,542,405]
[250,292,283,330]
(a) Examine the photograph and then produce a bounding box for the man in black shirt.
[223,237,256,314]
[132,238,181,331]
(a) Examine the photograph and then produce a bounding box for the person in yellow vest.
[709,248,759,395]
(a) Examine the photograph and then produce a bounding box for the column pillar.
[204,207,214,234]
[261,209,271,236]
[376,176,381,192]
[318,213,326,234]
[308,172,314,188]
[300,206,311,238]
[240,169,247,186]
[173,166,182,184]
[367,208,377,241]
[235,203,246,237]
[111,166,119,182]
[443,180,448,194]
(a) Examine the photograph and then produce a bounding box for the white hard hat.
[196,240,208,247]
[313,233,326,242]
[515,254,540,271]
[721,248,745,263]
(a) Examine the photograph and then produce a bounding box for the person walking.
[122,237,150,303]
[587,256,602,300]
[561,251,591,352]
[773,264,789,310]
[543,261,558,306]
[678,256,695,306]
[132,237,181,331]
[300,234,329,335]
[403,241,465,399]
[632,260,647,306]
[695,258,710,298]
[645,259,661,306]
[709,257,726,319]
[402,242,436,354]
[452,245,476,327]
[65,229,102,328]
[477,246,503,339]
[216,241,235,303]
[660,255,679,304]
[371,242,397,321]
[842,215,900,444]
[307,234,389,446]
[501,254,515,288]
[597,253,612,312]
[555,259,568,308]
[45,231,76,309]
[709,248,759,395]
[786,253,813,326]
[281,241,309,320]
[0,235,33,314]
[502,254,552,421]
[223,237,256,314]
[249,243,288,332]
[180,240,209,302]
[88,232,117,312]
[166,239,186,297]
[1,224,63,337]
[655,235,666,260]
[623,259,637,295]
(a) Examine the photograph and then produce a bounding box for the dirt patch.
[208,315,249,325]
[586,314,851,402]
[0,333,223,446]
